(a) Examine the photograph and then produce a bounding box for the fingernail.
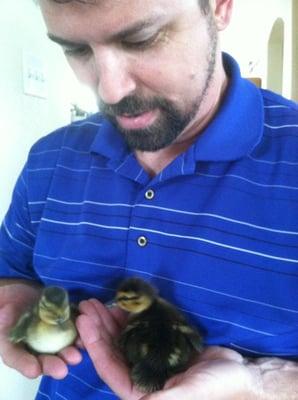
[104,300,117,309]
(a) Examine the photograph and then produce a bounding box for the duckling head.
[116,278,157,314]
[38,286,70,325]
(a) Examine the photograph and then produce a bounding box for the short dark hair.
[47,0,211,14]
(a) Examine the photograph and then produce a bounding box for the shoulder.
[23,113,104,203]
[252,89,298,163]
[29,113,104,158]
[260,89,298,124]
[260,88,297,109]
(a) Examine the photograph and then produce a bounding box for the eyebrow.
[47,15,166,47]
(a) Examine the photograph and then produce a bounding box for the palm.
[0,284,82,379]
[77,299,258,400]
[161,349,255,399]
[77,299,145,399]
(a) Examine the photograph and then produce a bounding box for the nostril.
[97,67,137,106]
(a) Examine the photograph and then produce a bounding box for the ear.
[211,0,233,31]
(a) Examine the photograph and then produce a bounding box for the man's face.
[40,0,220,151]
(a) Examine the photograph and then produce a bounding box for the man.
[1,0,298,399]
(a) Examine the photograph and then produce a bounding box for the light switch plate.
[22,51,47,99]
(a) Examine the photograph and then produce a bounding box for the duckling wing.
[173,323,203,352]
[9,311,32,343]
[158,298,203,352]
[118,320,150,364]
[119,318,199,393]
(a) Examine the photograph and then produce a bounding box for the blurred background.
[0,0,297,398]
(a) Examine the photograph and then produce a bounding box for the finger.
[78,302,112,344]
[79,300,99,319]
[79,300,105,328]
[79,299,123,337]
[59,345,82,365]
[0,304,42,379]
[199,346,244,363]
[77,313,142,400]
[38,354,68,379]
[75,336,85,349]
[0,303,22,333]
[109,305,128,329]
[1,342,42,379]
[88,299,123,336]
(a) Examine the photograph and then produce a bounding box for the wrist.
[246,357,298,400]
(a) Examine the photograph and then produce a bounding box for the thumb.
[77,313,138,399]
[0,303,18,329]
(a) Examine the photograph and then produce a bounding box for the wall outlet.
[22,50,47,99]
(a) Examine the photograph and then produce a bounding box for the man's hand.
[76,298,144,399]
[76,298,262,400]
[0,282,82,379]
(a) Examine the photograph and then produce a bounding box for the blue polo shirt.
[1,53,298,399]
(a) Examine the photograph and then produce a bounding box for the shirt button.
[145,189,155,200]
[137,236,148,247]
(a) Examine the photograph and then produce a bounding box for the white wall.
[0,359,40,400]
[0,1,90,399]
[0,0,96,221]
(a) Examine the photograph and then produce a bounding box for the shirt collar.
[90,53,264,163]
[90,118,129,161]
[194,53,264,161]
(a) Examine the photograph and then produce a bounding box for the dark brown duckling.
[115,277,203,393]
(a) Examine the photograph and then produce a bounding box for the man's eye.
[123,32,161,50]
[63,46,91,57]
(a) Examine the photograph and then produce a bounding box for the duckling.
[115,277,203,393]
[9,286,77,354]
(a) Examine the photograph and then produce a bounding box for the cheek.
[133,44,204,101]
[67,58,99,91]
[189,72,197,81]
[136,64,203,112]
[133,59,185,100]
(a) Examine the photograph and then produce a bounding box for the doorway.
[267,18,285,95]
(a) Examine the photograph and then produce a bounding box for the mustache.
[99,96,171,118]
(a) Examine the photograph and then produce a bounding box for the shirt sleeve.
[0,164,40,281]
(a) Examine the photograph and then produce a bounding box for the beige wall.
[267,18,285,94]
[221,0,294,98]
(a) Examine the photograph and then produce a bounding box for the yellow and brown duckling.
[115,277,203,393]
[9,286,77,354]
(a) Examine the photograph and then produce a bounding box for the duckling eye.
[118,295,139,302]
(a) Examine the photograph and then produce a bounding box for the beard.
[99,16,218,152]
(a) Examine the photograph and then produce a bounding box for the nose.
[93,47,137,105]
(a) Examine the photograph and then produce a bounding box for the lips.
[116,109,158,130]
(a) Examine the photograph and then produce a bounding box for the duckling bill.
[115,277,203,393]
[9,286,77,354]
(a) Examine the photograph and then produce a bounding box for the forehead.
[39,0,198,40]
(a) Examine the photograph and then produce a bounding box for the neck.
[135,63,228,177]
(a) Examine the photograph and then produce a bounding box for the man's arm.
[0,153,82,378]
[77,298,298,400]
[247,356,298,400]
